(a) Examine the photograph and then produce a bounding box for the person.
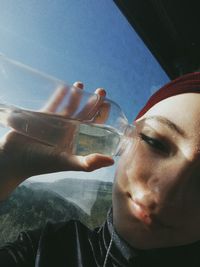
[0,73,200,266]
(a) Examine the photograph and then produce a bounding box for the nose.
[147,177,160,192]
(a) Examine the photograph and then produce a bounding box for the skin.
[1,85,200,251]
[113,93,200,249]
[0,82,114,201]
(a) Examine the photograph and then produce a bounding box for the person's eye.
[140,133,169,154]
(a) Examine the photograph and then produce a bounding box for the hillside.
[0,179,112,246]
[26,178,112,213]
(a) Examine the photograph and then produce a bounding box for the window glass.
[0,0,169,246]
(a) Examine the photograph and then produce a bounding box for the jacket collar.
[101,208,200,266]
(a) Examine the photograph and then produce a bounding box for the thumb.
[81,154,114,172]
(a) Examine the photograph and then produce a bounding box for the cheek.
[116,141,154,186]
[115,139,192,198]
[115,140,153,190]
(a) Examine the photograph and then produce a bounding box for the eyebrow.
[144,116,185,136]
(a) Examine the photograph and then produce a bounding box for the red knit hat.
[135,72,200,120]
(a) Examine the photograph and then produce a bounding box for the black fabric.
[1,212,200,267]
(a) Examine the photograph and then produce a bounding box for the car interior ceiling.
[114,0,200,79]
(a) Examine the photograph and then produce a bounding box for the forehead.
[143,93,200,119]
[140,93,200,137]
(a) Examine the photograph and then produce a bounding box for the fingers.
[41,86,68,112]
[94,88,106,97]
[41,81,84,115]
[41,81,108,123]
[92,101,111,124]
[73,81,84,90]
[61,81,84,116]
[44,151,114,173]
[80,153,114,172]
[75,88,106,121]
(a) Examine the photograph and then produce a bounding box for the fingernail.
[73,81,84,89]
[95,88,106,97]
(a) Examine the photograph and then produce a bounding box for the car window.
[0,0,169,246]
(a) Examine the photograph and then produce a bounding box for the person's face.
[113,93,200,249]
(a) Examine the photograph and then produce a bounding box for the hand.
[38,81,111,153]
[0,82,114,200]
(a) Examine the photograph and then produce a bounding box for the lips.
[130,198,152,225]
[129,196,173,229]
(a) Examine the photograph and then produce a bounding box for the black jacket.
[1,212,200,267]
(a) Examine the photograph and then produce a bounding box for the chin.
[112,188,179,249]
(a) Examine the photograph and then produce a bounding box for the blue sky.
[0,0,169,183]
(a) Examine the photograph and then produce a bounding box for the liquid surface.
[74,123,121,156]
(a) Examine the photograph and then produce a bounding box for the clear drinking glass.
[0,54,134,156]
